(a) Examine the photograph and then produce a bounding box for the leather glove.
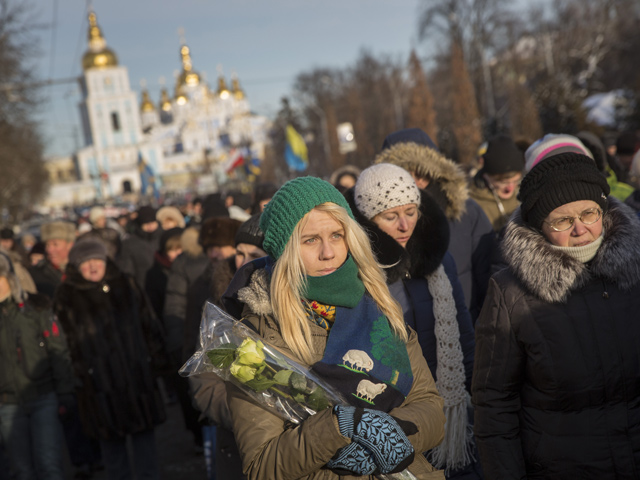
[326,442,377,476]
[333,405,416,474]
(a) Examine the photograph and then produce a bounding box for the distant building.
[53,10,270,205]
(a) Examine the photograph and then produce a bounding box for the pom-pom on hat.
[518,152,610,230]
[354,163,421,220]
[68,237,108,268]
[259,176,353,260]
[524,134,593,173]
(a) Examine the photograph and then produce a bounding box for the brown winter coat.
[193,267,446,480]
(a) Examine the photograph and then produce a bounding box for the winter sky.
[32,0,428,158]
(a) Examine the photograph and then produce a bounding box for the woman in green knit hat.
[191,176,446,479]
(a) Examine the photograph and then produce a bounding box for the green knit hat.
[260,176,353,259]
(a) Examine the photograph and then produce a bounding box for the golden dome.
[140,90,155,113]
[231,76,245,100]
[176,44,200,88]
[159,88,172,112]
[81,11,118,71]
[217,76,230,99]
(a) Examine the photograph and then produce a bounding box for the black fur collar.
[344,188,450,283]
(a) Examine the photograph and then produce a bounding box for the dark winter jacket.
[472,199,640,479]
[344,189,476,389]
[116,224,163,292]
[163,227,209,354]
[53,260,167,440]
[183,256,235,363]
[0,294,75,405]
[374,142,495,320]
[29,258,64,299]
[145,251,172,320]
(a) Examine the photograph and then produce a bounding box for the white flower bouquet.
[180,301,418,480]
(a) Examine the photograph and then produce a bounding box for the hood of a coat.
[502,198,640,303]
[374,141,469,221]
[344,187,450,284]
[180,226,204,257]
[237,268,273,316]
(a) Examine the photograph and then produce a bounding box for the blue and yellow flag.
[284,124,308,171]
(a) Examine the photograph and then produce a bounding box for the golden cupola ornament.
[140,90,155,113]
[231,75,245,100]
[82,11,118,71]
[176,44,201,88]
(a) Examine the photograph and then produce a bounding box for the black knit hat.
[518,152,610,229]
[68,237,108,268]
[136,205,157,225]
[0,227,14,240]
[235,213,264,248]
[482,134,524,175]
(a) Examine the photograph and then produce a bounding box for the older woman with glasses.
[472,152,640,478]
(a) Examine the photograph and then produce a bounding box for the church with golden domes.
[73,10,270,200]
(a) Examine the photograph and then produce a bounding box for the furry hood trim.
[374,142,469,221]
[502,198,640,303]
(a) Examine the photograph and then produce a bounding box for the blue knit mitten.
[327,442,377,476]
[333,405,416,474]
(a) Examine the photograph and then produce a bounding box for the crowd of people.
[1,127,640,480]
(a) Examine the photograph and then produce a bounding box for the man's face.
[0,239,13,250]
[141,221,159,233]
[46,239,74,268]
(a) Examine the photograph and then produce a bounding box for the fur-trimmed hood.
[344,187,450,284]
[502,198,640,303]
[374,142,469,221]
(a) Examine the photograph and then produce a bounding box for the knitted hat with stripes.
[260,176,353,260]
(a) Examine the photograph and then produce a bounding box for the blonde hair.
[270,203,407,364]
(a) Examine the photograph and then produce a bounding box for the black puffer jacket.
[116,224,163,291]
[53,260,166,440]
[472,199,640,479]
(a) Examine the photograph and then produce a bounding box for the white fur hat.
[354,163,421,219]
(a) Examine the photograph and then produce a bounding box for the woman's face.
[235,243,267,270]
[79,258,107,282]
[372,203,418,248]
[299,209,348,277]
[541,200,603,247]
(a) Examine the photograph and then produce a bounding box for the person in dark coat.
[116,205,163,291]
[375,128,495,321]
[53,237,167,480]
[348,163,480,478]
[0,251,76,480]
[189,213,266,480]
[145,227,184,320]
[29,220,76,300]
[472,152,640,479]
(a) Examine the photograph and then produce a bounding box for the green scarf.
[303,255,365,308]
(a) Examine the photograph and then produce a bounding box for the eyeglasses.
[544,207,602,232]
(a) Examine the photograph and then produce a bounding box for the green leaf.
[245,376,277,392]
[293,392,306,403]
[273,369,293,386]
[206,343,238,369]
[289,372,308,393]
[306,388,331,412]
